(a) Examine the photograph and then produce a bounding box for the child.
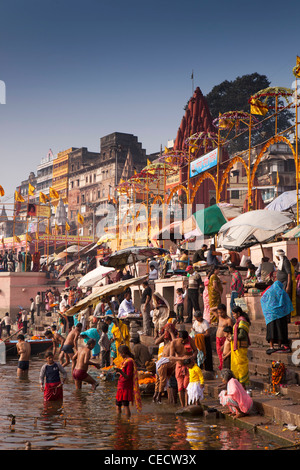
[222,326,233,370]
[39,351,67,402]
[174,288,185,323]
[99,323,111,368]
[114,345,142,417]
[184,357,204,406]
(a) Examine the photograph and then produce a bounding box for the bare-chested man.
[153,323,177,403]
[169,330,197,407]
[71,338,100,390]
[16,334,31,378]
[216,304,233,370]
[59,322,82,367]
[44,327,65,358]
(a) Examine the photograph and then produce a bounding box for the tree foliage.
[205,73,294,153]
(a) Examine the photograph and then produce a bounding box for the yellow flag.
[0,185,5,197]
[26,233,32,242]
[250,98,268,116]
[39,192,49,204]
[28,183,35,196]
[49,187,59,199]
[65,222,70,232]
[77,213,84,225]
[293,56,300,78]
[276,171,280,185]
[14,235,21,243]
[15,191,25,202]
[147,159,151,166]
[45,225,50,235]
[55,223,59,231]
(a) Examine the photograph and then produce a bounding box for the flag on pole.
[276,170,280,186]
[250,98,268,116]
[293,56,300,78]
[39,192,50,204]
[65,221,71,232]
[45,225,50,235]
[49,187,59,199]
[14,235,21,243]
[28,183,35,196]
[15,191,25,202]
[147,159,151,166]
[77,213,84,225]
[0,185,5,197]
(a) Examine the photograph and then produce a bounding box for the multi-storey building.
[36,149,55,199]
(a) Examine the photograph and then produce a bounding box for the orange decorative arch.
[250,135,296,187]
[218,156,249,202]
[166,184,189,205]
[190,172,217,204]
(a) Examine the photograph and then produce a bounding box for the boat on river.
[5,339,53,357]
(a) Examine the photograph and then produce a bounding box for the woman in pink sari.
[219,368,253,418]
[202,272,210,324]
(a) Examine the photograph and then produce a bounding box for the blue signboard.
[190,148,218,178]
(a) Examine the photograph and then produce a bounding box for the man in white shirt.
[35,292,41,316]
[59,295,68,313]
[21,310,29,335]
[118,290,135,318]
[3,312,12,337]
[29,298,35,325]
[148,265,158,280]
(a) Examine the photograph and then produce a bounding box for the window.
[231,190,240,199]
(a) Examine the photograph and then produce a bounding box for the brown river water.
[0,357,278,451]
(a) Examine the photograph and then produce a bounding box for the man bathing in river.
[71,338,100,390]
[169,329,198,407]
[59,323,82,367]
[16,334,31,379]
[44,327,65,358]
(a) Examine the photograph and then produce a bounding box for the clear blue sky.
[0,0,299,203]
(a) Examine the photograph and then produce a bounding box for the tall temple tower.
[172,87,222,208]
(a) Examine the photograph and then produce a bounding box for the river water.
[0,357,277,451]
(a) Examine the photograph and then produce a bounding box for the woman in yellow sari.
[111,318,130,366]
[208,266,223,324]
[231,306,251,388]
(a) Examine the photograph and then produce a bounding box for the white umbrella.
[218,209,293,252]
[78,265,115,288]
[265,190,300,212]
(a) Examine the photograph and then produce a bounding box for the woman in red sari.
[114,345,142,417]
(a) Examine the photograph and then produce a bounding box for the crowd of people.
[6,241,300,421]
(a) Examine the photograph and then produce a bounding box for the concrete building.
[228,142,296,208]
[36,149,55,199]
[68,133,147,237]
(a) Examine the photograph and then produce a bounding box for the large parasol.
[78,266,116,288]
[65,275,148,316]
[101,246,169,269]
[218,209,293,252]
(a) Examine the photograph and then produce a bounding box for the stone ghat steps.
[204,376,300,429]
